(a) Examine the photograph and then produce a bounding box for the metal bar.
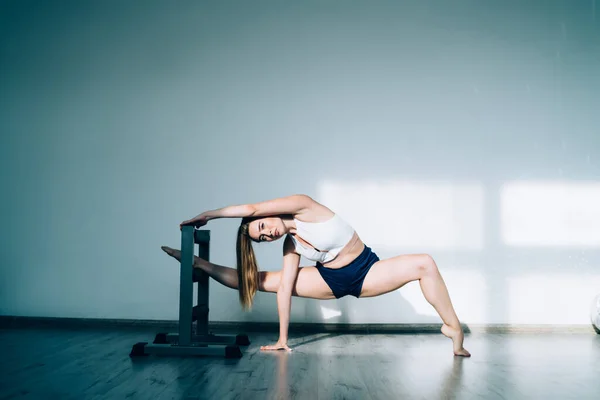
[139,343,242,358]
[179,226,195,346]
[192,305,209,322]
[196,237,210,336]
[194,229,210,244]
[160,333,239,345]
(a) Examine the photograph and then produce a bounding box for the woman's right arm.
[202,204,254,221]
[181,194,315,227]
[180,204,253,228]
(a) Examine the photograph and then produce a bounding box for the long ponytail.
[236,217,260,310]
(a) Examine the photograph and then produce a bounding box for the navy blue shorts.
[316,245,380,299]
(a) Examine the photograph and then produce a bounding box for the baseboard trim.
[0,315,597,334]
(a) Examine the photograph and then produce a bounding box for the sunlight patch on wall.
[501,182,600,247]
[317,180,485,250]
[507,274,600,324]
[319,305,343,320]
[396,269,487,323]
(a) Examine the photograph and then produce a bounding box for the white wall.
[1,0,599,325]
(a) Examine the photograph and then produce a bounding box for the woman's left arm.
[260,236,300,352]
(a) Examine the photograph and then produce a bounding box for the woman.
[161,194,471,357]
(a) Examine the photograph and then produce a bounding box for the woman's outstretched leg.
[162,246,243,289]
[161,246,336,299]
[360,254,470,357]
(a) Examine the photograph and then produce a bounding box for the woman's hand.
[260,341,292,352]
[180,214,208,230]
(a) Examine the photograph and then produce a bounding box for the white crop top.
[288,214,355,263]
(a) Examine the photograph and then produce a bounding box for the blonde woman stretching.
[161,194,471,357]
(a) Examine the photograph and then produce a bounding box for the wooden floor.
[1,327,599,400]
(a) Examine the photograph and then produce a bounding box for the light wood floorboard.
[1,327,599,399]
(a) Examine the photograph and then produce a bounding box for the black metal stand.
[130,227,250,358]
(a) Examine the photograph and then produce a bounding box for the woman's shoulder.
[293,205,336,223]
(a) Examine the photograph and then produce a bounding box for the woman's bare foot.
[441,324,471,357]
[161,246,181,261]
[161,246,207,269]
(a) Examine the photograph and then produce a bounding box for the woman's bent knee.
[420,254,439,276]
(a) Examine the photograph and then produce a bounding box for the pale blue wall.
[1,0,599,325]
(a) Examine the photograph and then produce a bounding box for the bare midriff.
[294,231,365,270]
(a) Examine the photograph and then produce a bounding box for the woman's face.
[249,217,285,242]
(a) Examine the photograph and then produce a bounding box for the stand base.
[130,341,243,358]
[153,332,251,346]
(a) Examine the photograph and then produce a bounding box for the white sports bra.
[288,214,355,263]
